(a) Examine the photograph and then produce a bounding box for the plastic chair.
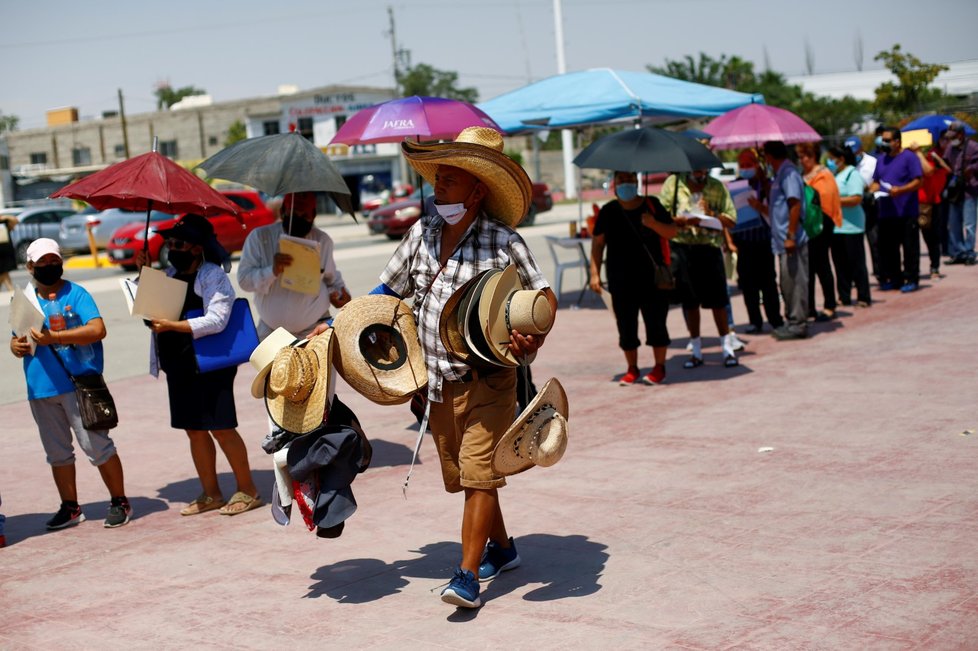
[545,235,588,304]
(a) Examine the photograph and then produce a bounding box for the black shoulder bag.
[50,348,119,431]
[622,199,675,290]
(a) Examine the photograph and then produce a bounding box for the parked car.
[60,208,169,254]
[105,190,275,270]
[367,182,553,238]
[10,204,81,264]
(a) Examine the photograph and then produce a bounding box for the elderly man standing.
[237,191,350,340]
[754,141,809,341]
[659,168,739,368]
[870,127,924,292]
[943,122,978,266]
[376,127,557,609]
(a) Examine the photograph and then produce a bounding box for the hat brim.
[480,265,523,366]
[462,269,510,368]
[401,140,532,227]
[439,272,491,368]
[331,295,427,405]
[265,331,334,434]
[492,377,569,476]
[250,328,304,399]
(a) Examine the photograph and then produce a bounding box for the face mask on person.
[32,263,63,286]
[687,172,709,186]
[738,167,756,180]
[434,185,478,225]
[167,249,198,272]
[615,183,638,202]
[282,215,314,238]
[879,142,892,154]
[874,136,884,148]
[825,158,838,174]
[951,138,962,148]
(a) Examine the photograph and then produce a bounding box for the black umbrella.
[197,131,355,218]
[573,126,722,174]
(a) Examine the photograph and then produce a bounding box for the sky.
[2,0,977,130]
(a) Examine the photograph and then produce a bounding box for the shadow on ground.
[2,495,169,546]
[305,533,608,614]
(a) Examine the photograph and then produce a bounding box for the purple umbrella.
[704,104,821,150]
[330,96,501,145]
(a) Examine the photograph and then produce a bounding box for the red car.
[367,182,552,240]
[106,190,275,270]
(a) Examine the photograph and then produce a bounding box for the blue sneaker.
[478,537,521,581]
[900,282,919,293]
[441,567,481,608]
[879,281,898,291]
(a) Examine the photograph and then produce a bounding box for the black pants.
[808,215,837,314]
[919,203,943,272]
[878,216,920,286]
[864,195,881,279]
[611,288,671,350]
[831,232,872,305]
[735,238,783,329]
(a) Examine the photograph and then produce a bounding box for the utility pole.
[118,88,130,159]
[553,0,577,200]
[387,6,399,98]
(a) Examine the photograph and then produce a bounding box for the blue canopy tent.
[478,68,763,133]
[901,114,976,142]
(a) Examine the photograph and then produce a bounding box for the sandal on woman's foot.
[180,494,225,516]
[683,356,704,369]
[724,355,739,368]
[218,491,263,516]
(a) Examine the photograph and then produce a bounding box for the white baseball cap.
[26,238,63,263]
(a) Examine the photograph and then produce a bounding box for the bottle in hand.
[44,293,70,353]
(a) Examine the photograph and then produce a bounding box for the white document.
[129,266,187,321]
[873,191,890,200]
[9,287,45,355]
[118,278,137,315]
[733,190,755,211]
[680,212,724,231]
[599,285,614,312]
[278,234,322,297]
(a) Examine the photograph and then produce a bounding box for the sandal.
[218,491,263,516]
[180,494,225,516]
[683,356,704,370]
[724,355,739,368]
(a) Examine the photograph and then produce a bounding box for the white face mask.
[434,202,467,224]
[951,139,962,148]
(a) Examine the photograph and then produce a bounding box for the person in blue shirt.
[753,141,809,340]
[9,239,131,531]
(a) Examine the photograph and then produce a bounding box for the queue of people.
[588,121,977,383]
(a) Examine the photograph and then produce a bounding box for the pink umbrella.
[703,104,821,150]
[331,96,500,145]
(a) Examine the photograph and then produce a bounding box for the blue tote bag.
[186,298,259,373]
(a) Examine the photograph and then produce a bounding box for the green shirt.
[658,175,736,248]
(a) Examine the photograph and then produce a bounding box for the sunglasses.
[165,238,194,251]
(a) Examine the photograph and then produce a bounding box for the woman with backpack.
[796,143,842,322]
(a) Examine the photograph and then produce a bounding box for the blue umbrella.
[902,115,975,141]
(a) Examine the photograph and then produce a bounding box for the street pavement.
[2,208,978,649]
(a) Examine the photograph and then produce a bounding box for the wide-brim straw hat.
[492,377,569,477]
[331,295,427,405]
[439,272,494,370]
[249,327,306,399]
[264,330,335,435]
[479,264,553,366]
[400,126,532,227]
[461,269,509,368]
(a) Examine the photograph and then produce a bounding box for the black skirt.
[165,365,238,431]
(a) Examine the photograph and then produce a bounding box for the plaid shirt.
[659,175,737,248]
[380,210,548,403]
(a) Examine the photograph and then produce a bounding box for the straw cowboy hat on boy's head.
[401,126,532,227]
[492,377,569,476]
[479,264,553,366]
[264,330,335,435]
[249,327,306,399]
[330,295,426,405]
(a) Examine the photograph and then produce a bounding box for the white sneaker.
[728,333,745,352]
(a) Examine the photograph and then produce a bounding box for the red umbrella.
[703,104,821,150]
[50,150,240,251]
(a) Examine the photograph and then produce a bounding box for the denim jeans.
[947,195,977,261]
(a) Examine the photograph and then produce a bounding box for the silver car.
[10,204,81,264]
[60,208,166,253]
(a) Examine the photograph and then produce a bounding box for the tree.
[872,45,949,123]
[649,53,871,138]
[154,82,207,110]
[396,63,478,103]
[0,110,18,134]
[225,120,246,147]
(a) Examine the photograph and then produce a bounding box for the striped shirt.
[380,208,548,403]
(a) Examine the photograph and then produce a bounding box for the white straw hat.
[249,327,306,399]
[492,378,568,476]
